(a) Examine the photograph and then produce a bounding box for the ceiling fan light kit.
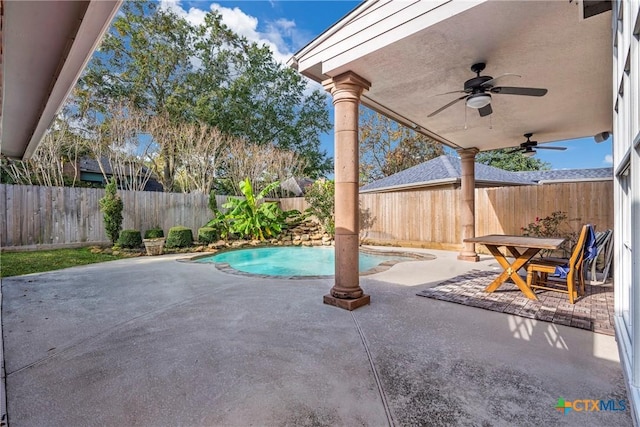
[428,62,548,118]
[522,148,536,157]
[466,93,491,109]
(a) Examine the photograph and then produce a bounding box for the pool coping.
[183,246,436,280]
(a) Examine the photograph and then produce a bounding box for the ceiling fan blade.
[427,95,467,117]
[536,146,567,150]
[490,86,548,96]
[430,89,468,97]
[481,73,521,87]
[478,103,493,117]
[505,148,522,154]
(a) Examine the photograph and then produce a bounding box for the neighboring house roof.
[359,155,613,193]
[80,157,112,175]
[514,168,613,183]
[79,156,152,177]
[78,156,163,192]
[360,155,532,193]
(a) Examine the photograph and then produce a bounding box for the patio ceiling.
[0,0,122,160]
[290,0,613,152]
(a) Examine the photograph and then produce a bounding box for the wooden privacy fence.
[360,181,613,250]
[0,185,226,248]
[0,181,613,250]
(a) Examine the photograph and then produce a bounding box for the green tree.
[76,1,197,190]
[99,178,124,245]
[476,149,551,171]
[359,107,444,184]
[75,1,332,184]
[77,1,196,117]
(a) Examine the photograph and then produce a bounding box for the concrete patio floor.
[1,248,631,426]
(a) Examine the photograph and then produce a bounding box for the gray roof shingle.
[359,155,612,193]
[514,168,613,182]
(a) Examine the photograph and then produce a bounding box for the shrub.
[166,226,193,248]
[205,213,232,240]
[144,227,164,239]
[521,211,578,257]
[521,211,569,238]
[304,179,335,235]
[99,178,123,245]
[198,227,219,244]
[117,229,142,248]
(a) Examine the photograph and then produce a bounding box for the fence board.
[360,182,613,249]
[0,182,613,250]
[0,184,6,246]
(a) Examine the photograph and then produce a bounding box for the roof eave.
[1,0,123,160]
[359,178,458,194]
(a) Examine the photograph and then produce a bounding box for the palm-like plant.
[222,179,284,240]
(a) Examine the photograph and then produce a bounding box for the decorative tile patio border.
[416,270,614,335]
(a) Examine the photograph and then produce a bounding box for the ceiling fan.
[428,63,548,118]
[508,133,567,157]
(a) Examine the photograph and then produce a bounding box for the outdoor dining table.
[463,234,566,300]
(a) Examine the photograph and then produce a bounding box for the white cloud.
[604,154,613,165]
[159,0,298,64]
[158,1,323,96]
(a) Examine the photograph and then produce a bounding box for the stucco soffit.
[295,0,484,80]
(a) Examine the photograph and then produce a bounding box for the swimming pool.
[194,246,431,277]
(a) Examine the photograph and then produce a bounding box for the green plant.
[521,211,578,257]
[222,179,286,240]
[144,227,164,239]
[165,226,193,248]
[99,178,124,245]
[208,190,218,214]
[304,179,335,235]
[117,229,143,248]
[198,227,219,244]
[282,209,307,226]
[205,213,232,240]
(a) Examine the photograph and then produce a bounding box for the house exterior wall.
[612,1,640,423]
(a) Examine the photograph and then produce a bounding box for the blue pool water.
[195,246,413,276]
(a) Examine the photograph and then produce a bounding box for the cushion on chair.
[552,224,596,278]
[584,225,598,261]
[554,264,570,279]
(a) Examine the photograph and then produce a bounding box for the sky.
[160,0,613,171]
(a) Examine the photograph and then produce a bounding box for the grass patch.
[0,247,126,278]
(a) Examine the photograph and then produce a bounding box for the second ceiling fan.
[508,133,567,157]
[428,63,548,118]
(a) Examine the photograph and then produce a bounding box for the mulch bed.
[416,270,614,335]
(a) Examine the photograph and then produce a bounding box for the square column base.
[458,254,480,262]
[323,294,371,311]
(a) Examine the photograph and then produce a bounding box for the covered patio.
[288,0,613,309]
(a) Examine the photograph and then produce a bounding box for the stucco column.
[458,148,480,262]
[322,71,371,310]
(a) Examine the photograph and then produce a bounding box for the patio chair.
[525,224,596,304]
